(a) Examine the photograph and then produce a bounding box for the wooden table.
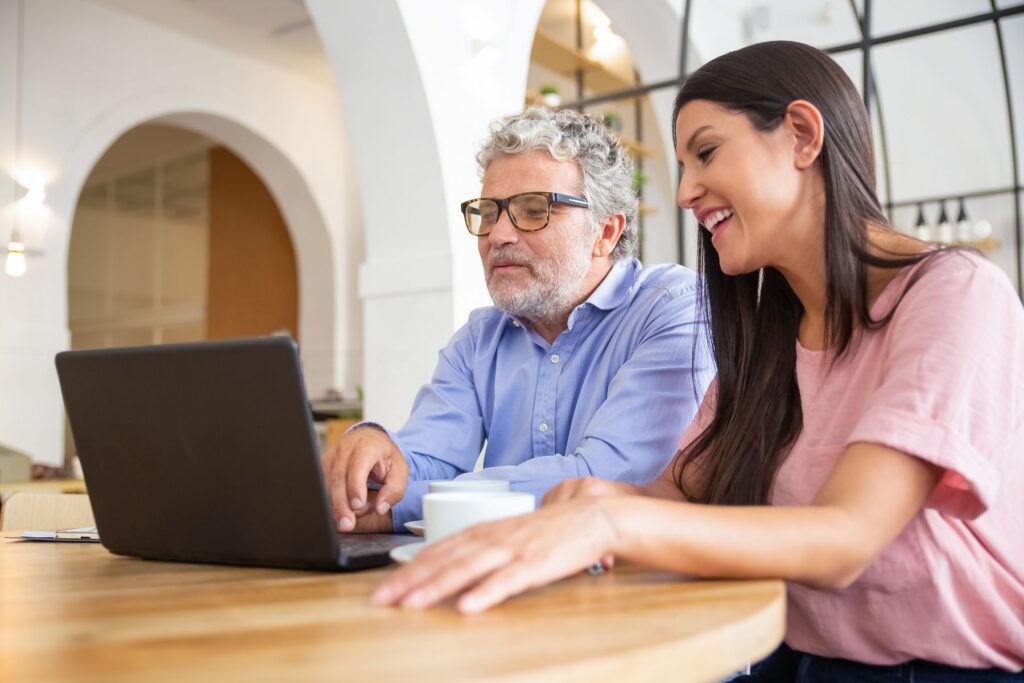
[0,538,784,682]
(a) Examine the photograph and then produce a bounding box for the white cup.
[428,479,510,494]
[423,491,535,543]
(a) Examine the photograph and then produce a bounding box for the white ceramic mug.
[427,479,510,494]
[422,491,535,543]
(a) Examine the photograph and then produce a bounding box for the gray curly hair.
[476,107,639,261]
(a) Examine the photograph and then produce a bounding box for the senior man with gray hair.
[322,107,713,534]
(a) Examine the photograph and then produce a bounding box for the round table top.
[0,537,785,682]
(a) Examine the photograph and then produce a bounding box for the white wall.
[0,0,361,465]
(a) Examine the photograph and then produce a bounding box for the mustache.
[487,248,535,269]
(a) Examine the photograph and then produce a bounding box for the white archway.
[54,99,339,397]
[307,0,546,427]
[0,0,358,467]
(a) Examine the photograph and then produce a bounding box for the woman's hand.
[541,476,642,506]
[372,497,622,614]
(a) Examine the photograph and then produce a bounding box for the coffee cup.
[427,479,510,494]
[422,491,535,543]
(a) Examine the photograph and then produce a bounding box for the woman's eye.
[697,146,715,163]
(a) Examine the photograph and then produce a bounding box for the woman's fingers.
[374,529,505,606]
[399,544,514,609]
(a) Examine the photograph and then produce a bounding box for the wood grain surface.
[0,538,784,682]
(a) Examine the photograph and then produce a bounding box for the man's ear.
[593,214,626,258]
[785,99,825,170]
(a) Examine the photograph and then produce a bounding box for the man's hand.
[320,426,408,532]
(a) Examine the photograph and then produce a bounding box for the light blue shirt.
[387,258,714,530]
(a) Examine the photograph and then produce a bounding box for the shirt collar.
[584,258,641,312]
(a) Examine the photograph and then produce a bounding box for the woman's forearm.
[600,496,875,589]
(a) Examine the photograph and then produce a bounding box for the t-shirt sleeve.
[845,253,1024,519]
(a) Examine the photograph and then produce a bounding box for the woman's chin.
[717,257,748,277]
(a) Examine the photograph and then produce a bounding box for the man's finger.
[345,450,382,515]
[374,461,408,514]
[325,445,357,532]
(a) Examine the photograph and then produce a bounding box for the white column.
[307,0,544,428]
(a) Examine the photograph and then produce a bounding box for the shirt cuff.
[391,478,431,532]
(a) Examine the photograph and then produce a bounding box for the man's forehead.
[481,152,582,193]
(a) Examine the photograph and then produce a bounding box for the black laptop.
[55,336,416,571]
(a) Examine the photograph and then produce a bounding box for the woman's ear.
[785,99,825,170]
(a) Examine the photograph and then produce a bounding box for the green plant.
[539,84,559,95]
[602,111,622,131]
[632,168,649,192]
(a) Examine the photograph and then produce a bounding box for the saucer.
[403,520,425,537]
[390,541,427,564]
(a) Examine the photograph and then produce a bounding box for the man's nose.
[487,208,519,245]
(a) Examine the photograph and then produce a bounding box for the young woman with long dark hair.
[373,41,1024,680]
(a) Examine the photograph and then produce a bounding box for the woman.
[373,41,1024,680]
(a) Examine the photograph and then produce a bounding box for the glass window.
[873,24,1013,201]
[872,0,990,37]
[1003,15,1024,181]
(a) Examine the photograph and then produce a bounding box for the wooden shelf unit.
[530,29,634,94]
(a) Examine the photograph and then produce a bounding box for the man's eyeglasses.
[460,192,589,236]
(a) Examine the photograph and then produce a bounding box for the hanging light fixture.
[955,197,973,243]
[913,203,930,241]
[935,199,953,244]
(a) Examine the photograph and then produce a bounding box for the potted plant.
[603,111,622,132]
[539,84,561,107]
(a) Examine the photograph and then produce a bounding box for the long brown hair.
[673,41,952,505]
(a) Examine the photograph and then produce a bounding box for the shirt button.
[550,354,560,364]
[539,422,549,432]
[512,320,521,327]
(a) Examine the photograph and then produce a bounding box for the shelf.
[950,236,1001,253]
[530,29,634,94]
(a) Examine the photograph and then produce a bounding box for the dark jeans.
[730,644,1024,682]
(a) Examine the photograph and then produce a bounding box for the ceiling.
[88,0,332,84]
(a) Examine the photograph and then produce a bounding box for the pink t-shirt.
[680,251,1024,669]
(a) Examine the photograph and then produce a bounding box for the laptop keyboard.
[338,535,414,557]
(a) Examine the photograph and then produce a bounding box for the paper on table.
[19,526,100,542]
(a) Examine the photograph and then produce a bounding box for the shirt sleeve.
[845,254,1024,519]
[387,318,488,529]
[450,284,715,509]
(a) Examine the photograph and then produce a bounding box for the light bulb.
[6,242,26,277]
[973,219,993,241]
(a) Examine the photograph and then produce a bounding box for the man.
[322,107,713,533]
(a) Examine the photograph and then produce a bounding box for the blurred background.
[1,0,1021,473]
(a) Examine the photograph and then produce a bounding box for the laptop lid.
[56,337,377,571]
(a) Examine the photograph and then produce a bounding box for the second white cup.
[422,491,535,543]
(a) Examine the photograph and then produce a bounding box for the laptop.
[55,336,417,571]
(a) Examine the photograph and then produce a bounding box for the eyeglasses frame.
[460,191,589,236]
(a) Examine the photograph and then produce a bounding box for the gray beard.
[487,243,592,325]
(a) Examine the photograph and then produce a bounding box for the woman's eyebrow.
[685,125,714,152]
